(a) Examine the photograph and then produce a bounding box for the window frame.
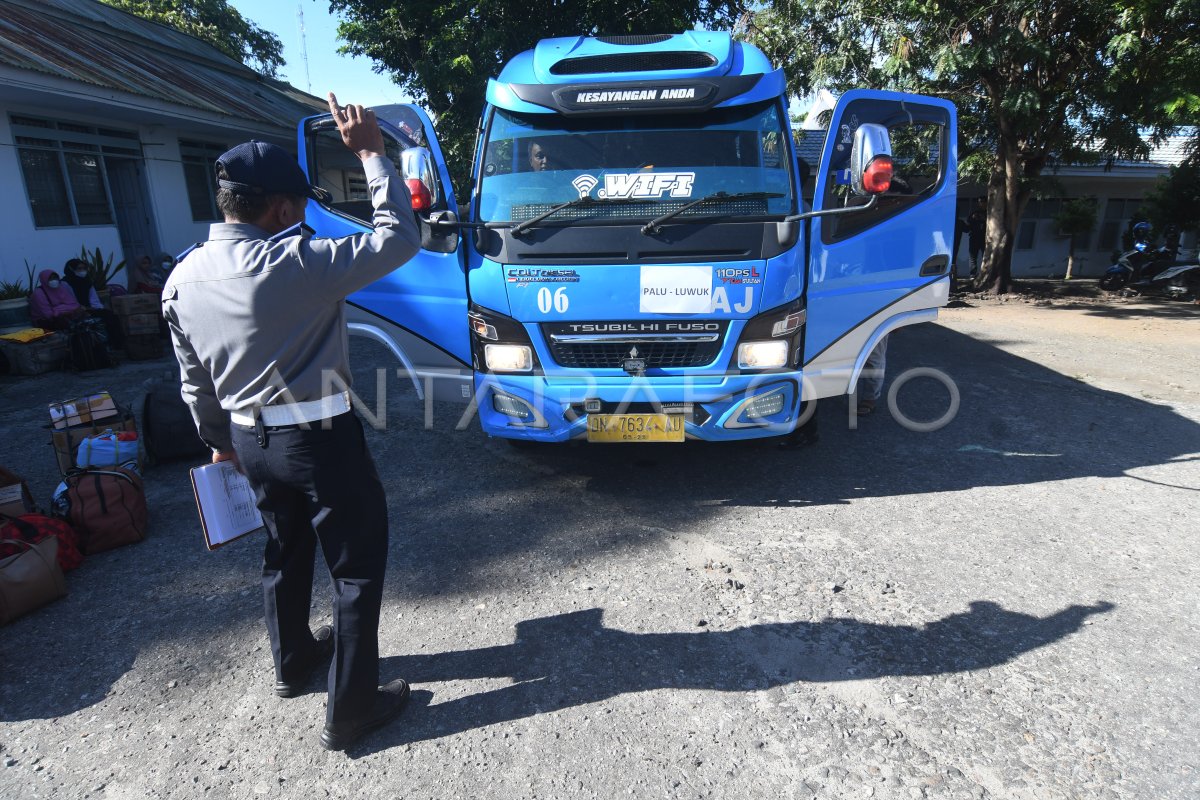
[818,99,953,245]
[179,139,228,223]
[473,100,799,225]
[10,115,138,229]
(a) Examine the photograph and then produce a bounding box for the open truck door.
[802,89,957,398]
[299,104,472,403]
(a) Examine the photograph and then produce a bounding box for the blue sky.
[228,0,413,107]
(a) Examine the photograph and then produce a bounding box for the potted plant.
[0,278,31,331]
[78,247,125,308]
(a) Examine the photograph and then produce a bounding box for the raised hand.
[327,92,386,161]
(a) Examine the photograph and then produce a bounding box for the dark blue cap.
[215,140,330,202]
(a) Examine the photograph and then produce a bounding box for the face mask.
[48,279,60,289]
[74,270,88,278]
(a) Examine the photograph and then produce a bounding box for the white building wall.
[0,102,256,286]
[1010,176,1163,278]
[0,111,124,286]
[140,129,229,258]
[951,173,1173,280]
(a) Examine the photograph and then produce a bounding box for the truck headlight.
[738,341,789,370]
[484,344,533,373]
[469,304,542,374]
[729,298,805,373]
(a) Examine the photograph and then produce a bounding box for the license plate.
[587,413,685,443]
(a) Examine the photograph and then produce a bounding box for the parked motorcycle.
[1099,222,1200,299]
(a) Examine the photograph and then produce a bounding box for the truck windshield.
[477,100,795,226]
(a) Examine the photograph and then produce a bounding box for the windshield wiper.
[640,191,785,235]
[510,196,652,236]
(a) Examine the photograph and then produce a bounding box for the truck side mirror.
[850,123,894,195]
[400,146,440,213]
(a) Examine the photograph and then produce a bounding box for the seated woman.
[128,254,162,294]
[61,258,124,347]
[29,269,86,330]
[150,252,176,286]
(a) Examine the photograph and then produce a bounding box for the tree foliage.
[327,1,747,193]
[745,1,1200,293]
[1141,159,1200,238]
[100,0,284,76]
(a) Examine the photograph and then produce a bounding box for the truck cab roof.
[486,32,785,116]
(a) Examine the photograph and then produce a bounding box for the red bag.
[0,513,84,572]
[64,468,148,554]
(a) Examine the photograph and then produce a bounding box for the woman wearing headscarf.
[62,258,103,310]
[29,269,85,329]
[58,259,125,347]
[128,254,162,294]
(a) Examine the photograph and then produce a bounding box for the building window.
[179,140,226,221]
[1015,199,1062,251]
[10,115,138,228]
[1097,198,1142,253]
[1016,219,1037,250]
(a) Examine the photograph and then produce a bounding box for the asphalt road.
[1,298,1197,799]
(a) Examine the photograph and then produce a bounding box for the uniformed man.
[163,94,420,751]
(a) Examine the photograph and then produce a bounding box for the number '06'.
[537,287,569,314]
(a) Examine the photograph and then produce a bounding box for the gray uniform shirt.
[162,155,420,453]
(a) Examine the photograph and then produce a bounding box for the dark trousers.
[231,411,388,724]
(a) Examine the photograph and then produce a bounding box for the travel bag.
[67,318,113,371]
[0,512,84,572]
[63,467,148,554]
[0,536,66,625]
[141,376,207,464]
[75,429,140,469]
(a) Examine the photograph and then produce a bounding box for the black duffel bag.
[141,374,208,465]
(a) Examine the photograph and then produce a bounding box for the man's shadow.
[358,600,1113,755]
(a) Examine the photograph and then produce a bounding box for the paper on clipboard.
[190,461,264,550]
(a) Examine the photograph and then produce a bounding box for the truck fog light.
[738,341,788,370]
[743,391,785,419]
[493,392,533,420]
[484,344,533,372]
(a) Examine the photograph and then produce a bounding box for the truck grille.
[550,341,721,369]
[541,321,730,370]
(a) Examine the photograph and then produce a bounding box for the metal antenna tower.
[297,4,312,93]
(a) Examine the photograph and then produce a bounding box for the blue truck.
[299,31,957,444]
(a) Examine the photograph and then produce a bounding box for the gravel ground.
[1,294,1197,800]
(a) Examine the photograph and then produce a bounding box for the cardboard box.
[0,474,34,518]
[49,392,119,430]
[51,413,139,474]
[120,313,160,336]
[125,333,164,361]
[0,333,67,376]
[112,293,162,316]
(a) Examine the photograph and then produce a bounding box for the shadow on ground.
[350,600,1114,755]
[1047,300,1200,320]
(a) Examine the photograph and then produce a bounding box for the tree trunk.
[977,142,1026,296]
[1065,240,1075,281]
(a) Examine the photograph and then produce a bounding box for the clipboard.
[190,461,264,550]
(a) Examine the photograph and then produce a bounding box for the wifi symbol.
[572,174,599,199]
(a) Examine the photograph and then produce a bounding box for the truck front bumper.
[475,372,809,443]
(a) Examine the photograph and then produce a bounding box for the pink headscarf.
[29,269,82,325]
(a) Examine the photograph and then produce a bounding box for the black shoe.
[274,625,334,698]
[320,678,411,751]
